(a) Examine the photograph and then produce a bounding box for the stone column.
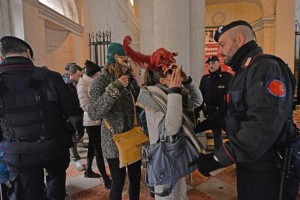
[0,0,11,37]
[190,0,205,85]
[9,0,25,38]
[139,0,205,84]
[274,0,295,70]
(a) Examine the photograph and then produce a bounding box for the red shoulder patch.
[266,79,286,97]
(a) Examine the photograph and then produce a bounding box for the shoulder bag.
[104,93,148,168]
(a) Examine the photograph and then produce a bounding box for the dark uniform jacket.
[0,57,82,166]
[199,68,232,120]
[215,41,294,167]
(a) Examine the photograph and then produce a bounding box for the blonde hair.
[105,63,123,78]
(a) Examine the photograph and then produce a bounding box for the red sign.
[204,29,234,75]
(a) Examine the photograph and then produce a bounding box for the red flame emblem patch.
[266,79,286,97]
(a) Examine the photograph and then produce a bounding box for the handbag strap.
[104,91,138,134]
[151,94,175,142]
[104,120,114,134]
[130,92,139,126]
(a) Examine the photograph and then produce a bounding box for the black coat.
[199,68,232,121]
[215,42,294,166]
[200,68,232,107]
[0,57,82,167]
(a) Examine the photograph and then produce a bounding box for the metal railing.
[88,31,111,66]
[295,20,300,104]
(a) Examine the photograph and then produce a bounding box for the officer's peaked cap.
[206,55,219,63]
[0,36,34,59]
[214,20,253,43]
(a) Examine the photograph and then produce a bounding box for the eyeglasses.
[159,63,180,77]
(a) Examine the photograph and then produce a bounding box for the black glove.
[189,153,222,177]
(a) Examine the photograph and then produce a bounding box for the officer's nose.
[217,47,222,55]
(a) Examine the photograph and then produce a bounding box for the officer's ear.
[236,33,246,48]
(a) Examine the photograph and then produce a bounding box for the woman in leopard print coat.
[88,42,141,200]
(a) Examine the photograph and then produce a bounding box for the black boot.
[84,170,101,178]
[85,157,100,178]
[104,178,112,189]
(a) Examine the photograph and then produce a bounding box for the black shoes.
[84,170,111,189]
[104,179,112,190]
[84,170,101,178]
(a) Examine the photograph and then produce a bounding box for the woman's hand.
[169,70,183,88]
[117,75,129,87]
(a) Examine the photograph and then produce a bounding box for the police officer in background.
[195,55,232,149]
[0,36,82,199]
[190,20,298,199]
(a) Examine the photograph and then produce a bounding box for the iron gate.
[295,20,300,104]
[88,31,111,67]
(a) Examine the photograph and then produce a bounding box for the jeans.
[194,119,224,150]
[69,142,81,161]
[107,158,141,200]
[212,128,223,150]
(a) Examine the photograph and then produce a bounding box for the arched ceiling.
[206,0,276,18]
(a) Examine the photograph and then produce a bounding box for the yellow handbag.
[104,93,148,168]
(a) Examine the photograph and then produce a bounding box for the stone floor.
[67,148,239,200]
[66,109,300,200]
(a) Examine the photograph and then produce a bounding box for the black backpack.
[0,67,50,142]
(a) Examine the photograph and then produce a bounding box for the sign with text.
[204,28,234,75]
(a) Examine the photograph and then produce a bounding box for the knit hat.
[214,20,253,43]
[107,43,127,64]
[85,60,101,77]
[0,36,34,59]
